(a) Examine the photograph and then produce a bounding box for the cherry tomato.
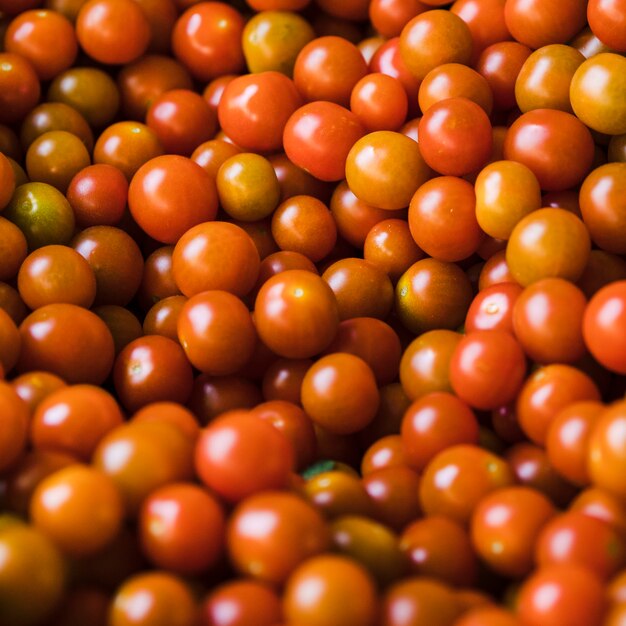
[139,482,225,574]
[283,555,378,626]
[195,412,295,502]
[128,155,218,244]
[227,490,329,585]
[450,330,527,411]
[30,464,124,557]
[583,281,626,374]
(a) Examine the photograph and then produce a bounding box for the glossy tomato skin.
[399,10,473,81]
[93,421,194,516]
[283,555,378,626]
[503,109,594,192]
[504,0,587,49]
[465,283,522,335]
[588,400,626,499]
[395,258,473,335]
[450,330,527,411]
[108,571,197,626]
[420,444,515,524]
[172,2,245,81]
[200,579,282,626]
[515,564,606,626]
[512,278,587,364]
[218,72,303,153]
[0,522,66,626]
[254,269,340,359]
[583,281,626,374]
[401,391,480,472]
[506,208,591,287]
[177,290,256,376]
[470,486,556,578]
[516,364,601,446]
[580,163,626,254]
[418,97,492,177]
[139,482,225,574]
[570,53,626,136]
[18,303,114,385]
[128,155,218,244]
[283,101,365,182]
[31,385,124,461]
[301,353,380,435]
[400,515,477,586]
[408,176,484,262]
[76,0,150,65]
[587,0,626,52]
[195,412,295,502]
[535,510,626,580]
[30,464,125,558]
[0,382,30,473]
[172,221,260,299]
[227,491,330,585]
[113,335,194,412]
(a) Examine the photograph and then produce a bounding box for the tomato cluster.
[1,0,626,625]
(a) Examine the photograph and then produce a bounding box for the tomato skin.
[449,330,527,411]
[301,353,380,435]
[418,97,493,177]
[218,72,303,153]
[470,486,556,578]
[17,303,115,385]
[177,290,257,376]
[400,515,478,586]
[465,283,522,335]
[503,109,594,192]
[254,269,340,359]
[535,510,626,580]
[30,464,125,558]
[570,53,626,136]
[512,278,587,365]
[283,555,378,626]
[227,491,330,585]
[587,0,626,52]
[0,522,67,626]
[283,101,365,182]
[399,9,473,81]
[195,413,295,502]
[588,400,626,499]
[128,155,218,244]
[139,482,225,574]
[515,564,606,626]
[583,281,626,374]
[545,401,604,487]
[76,0,150,65]
[506,208,591,287]
[419,444,515,524]
[172,2,245,81]
[0,382,30,473]
[200,579,282,626]
[408,175,484,262]
[516,364,601,446]
[109,571,197,626]
[401,391,479,472]
[0,52,41,125]
[31,385,124,461]
[346,130,431,211]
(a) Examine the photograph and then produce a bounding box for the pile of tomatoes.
[2,0,626,624]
